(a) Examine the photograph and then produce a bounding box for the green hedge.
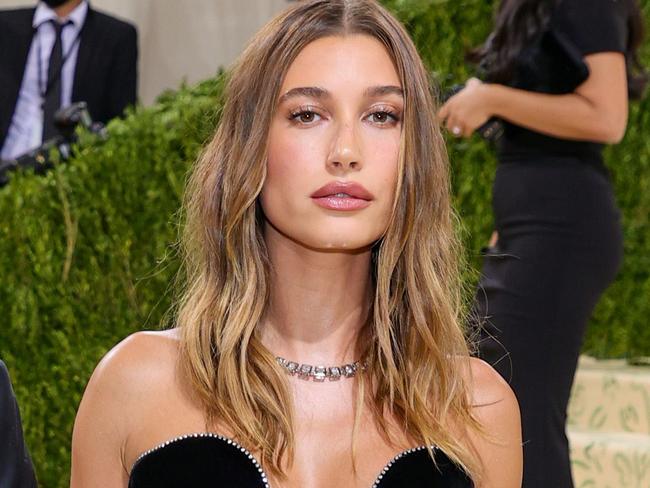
[0,1,648,486]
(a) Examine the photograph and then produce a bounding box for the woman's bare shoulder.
[97,329,180,376]
[466,357,515,408]
[71,329,184,486]
[465,357,523,487]
[76,329,182,425]
[86,329,181,398]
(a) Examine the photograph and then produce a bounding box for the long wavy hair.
[469,0,647,99]
[177,0,482,481]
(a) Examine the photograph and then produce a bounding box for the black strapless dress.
[128,433,474,487]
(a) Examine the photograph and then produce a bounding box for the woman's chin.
[318,239,373,252]
[289,234,375,254]
[264,218,382,254]
[286,233,377,255]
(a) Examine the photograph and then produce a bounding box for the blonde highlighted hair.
[178,0,482,481]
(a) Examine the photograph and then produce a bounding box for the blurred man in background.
[0,360,37,488]
[0,0,137,160]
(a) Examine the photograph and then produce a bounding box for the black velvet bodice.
[128,433,474,487]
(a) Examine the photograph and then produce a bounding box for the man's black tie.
[42,20,71,141]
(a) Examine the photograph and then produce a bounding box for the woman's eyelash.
[368,109,400,124]
[287,107,402,125]
[289,109,321,124]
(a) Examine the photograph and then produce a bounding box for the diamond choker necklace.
[275,356,366,382]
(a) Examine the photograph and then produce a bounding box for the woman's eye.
[289,108,399,126]
[367,111,399,125]
[290,110,321,124]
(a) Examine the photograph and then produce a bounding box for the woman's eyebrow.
[278,86,330,103]
[278,85,404,104]
[364,85,404,98]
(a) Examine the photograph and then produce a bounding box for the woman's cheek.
[368,134,400,185]
[267,128,323,179]
[263,132,323,222]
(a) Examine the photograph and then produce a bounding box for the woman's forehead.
[279,34,402,98]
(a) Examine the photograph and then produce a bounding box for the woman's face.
[261,34,403,251]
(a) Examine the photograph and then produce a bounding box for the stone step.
[569,428,650,487]
[568,356,650,435]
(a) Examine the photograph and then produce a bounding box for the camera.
[0,102,106,187]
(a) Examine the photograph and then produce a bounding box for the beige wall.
[0,0,290,104]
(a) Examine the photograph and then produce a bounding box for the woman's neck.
[258,225,373,365]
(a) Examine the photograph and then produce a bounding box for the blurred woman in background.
[438,0,647,486]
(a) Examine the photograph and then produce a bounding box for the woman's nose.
[326,122,362,172]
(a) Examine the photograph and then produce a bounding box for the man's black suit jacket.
[0,360,37,488]
[0,6,138,150]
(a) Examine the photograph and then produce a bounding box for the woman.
[71,1,522,486]
[438,0,646,487]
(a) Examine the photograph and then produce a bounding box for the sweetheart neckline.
[130,431,439,488]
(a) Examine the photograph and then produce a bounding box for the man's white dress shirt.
[1,1,88,160]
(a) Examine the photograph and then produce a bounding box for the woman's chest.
[129,432,471,488]
[276,411,414,488]
[126,387,471,487]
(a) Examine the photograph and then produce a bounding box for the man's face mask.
[42,0,71,8]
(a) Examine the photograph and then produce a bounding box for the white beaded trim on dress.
[132,432,271,488]
[371,445,437,488]
[133,431,436,488]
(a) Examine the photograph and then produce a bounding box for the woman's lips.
[310,182,374,211]
[312,194,371,210]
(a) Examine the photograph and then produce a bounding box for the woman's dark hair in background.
[468,0,648,99]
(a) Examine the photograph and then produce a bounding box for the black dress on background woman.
[473,0,640,486]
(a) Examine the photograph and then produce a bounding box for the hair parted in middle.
[177,0,483,481]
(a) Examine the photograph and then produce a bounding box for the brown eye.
[373,112,388,123]
[368,111,398,125]
[299,112,315,123]
[290,110,322,125]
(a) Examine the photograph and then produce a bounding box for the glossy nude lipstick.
[310,181,374,211]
